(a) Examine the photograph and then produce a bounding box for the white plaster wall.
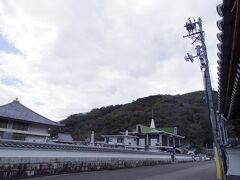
[124,137,137,146]
[150,139,158,146]
[25,136,46,143]
[28,124,48,134]
[0,148,171,160]
[108,137,118,145]
[139,138,145,146]
[0,148,194,163]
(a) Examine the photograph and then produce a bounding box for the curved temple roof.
[216,0,240,120]
[0,100,61,126]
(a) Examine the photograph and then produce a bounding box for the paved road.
[29,161,217,180]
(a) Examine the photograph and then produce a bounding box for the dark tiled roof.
[216,0,240,119]
[57,133,74,142]
[0,100,61,126]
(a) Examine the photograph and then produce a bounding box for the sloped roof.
[57,133,74,142]
[0,100,61,126]
[139,124,161,133]
[157,127,176,134]
[102,134,138,138]
[216,0,240,120]
[136,124,183,137]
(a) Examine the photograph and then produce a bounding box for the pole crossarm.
[183,31,202,38]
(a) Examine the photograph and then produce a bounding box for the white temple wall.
[28,124,48,134]
[139,138,145,146]
[150,138,158,146]
[25,136,46,143]
[123,137,137,146]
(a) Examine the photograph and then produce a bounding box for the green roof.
[157,127,176,134]
[139,125,160,133]
[137,124,177,135]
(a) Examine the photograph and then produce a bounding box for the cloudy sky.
[0,0,221,121]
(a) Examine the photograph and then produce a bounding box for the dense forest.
[60,91,217,150]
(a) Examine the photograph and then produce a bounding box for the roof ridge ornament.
[13,98,20,103]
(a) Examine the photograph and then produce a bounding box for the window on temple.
[106,137,109,143]
[117,138,123,143]
[0,131,3,138]
[0,121,8,128]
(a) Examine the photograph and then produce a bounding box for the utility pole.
[183,17,225,180]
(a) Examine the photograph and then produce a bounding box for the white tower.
[150,109,155,129]
[90,131,95,146]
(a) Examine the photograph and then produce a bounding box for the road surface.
[29,161,217,180]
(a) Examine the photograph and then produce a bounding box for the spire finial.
[152,109,154,119]
[150,109,155,128]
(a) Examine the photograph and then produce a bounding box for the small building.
[102,130,139,149]
[52,133,74,144]
[0,99,61,143]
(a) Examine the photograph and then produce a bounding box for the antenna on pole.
[183,17,207,70]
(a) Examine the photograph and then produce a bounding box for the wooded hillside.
[61,91,217,149]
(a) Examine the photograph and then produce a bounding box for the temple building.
[0,99,61,143]
[129,124,184,149]
[102,113,185,151]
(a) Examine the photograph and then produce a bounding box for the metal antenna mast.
[183,17,225,180]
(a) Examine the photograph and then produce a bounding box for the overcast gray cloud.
[0,0,221,120]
